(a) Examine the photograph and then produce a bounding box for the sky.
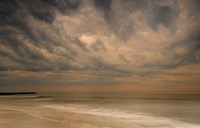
[0,0,200,93]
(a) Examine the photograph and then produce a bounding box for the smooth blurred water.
[48,92,200,124]
[0,93,200,128]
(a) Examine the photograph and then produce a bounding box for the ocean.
[0,92,200,128]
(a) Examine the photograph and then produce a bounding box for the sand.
[0,95,199,128]
[0,107,143,128]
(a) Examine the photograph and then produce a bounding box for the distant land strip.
[0,92,36,95]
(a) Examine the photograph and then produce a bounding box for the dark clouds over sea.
[0,0,199,88]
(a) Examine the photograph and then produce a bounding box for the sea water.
[0,92,200,128]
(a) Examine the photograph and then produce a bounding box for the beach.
[0,93,200,128]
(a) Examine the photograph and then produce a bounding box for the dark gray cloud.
[167,29,200,66]
[93,0,135,40]
[0,0,82,25]
[150,5,175,29]
[93,0,112,14]
[41,0,81,15]
[121,0,148,12]
[91,40,107,52]
[0,0,19,25]
[26,0,56,24]
[142,28,200,69]
[0,0,84,72]
[144,1,179,32]
[90,57,107,69]
[71,38,88,51]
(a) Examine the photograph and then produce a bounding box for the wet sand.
[0,109,62,128]
[0,107,142,128]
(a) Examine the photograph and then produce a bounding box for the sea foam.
[44,104,200,128]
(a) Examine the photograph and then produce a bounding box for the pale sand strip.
[0,109,64,128]
[0,108,61,123]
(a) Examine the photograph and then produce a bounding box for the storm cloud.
[0,0,200,92]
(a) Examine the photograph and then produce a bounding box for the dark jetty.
[0,92,36,95]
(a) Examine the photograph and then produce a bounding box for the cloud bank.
[0,0,199,92]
